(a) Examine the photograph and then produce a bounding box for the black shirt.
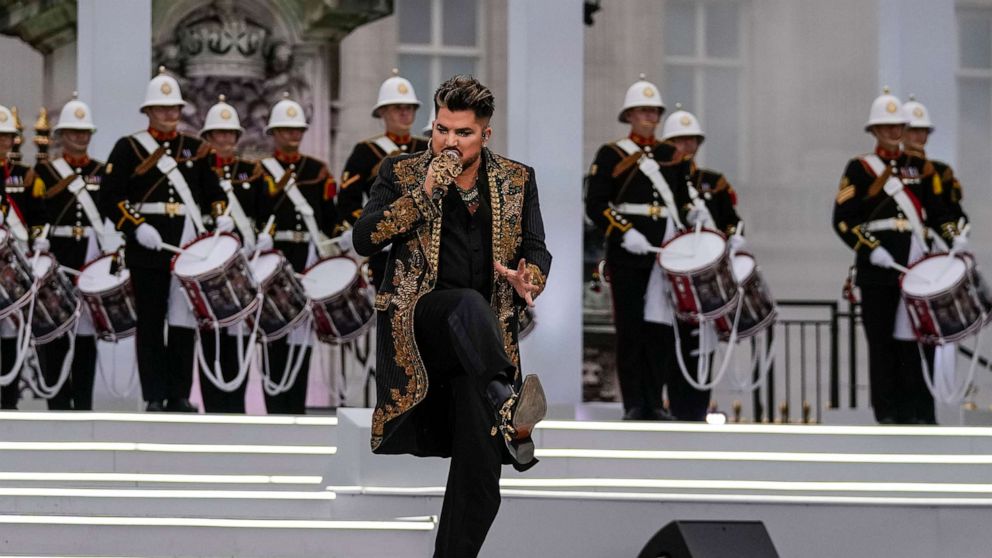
[436,173,493,301]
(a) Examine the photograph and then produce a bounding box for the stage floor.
[0,408,991,557]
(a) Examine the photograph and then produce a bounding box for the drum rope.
[192,294,263,393]
[96,339,139,399]
[673,295,744,391]
[918,329,983,405]
[26,319,78,399]
[728,329,777,392]
[260,310,313,396]
[0,272,45,386]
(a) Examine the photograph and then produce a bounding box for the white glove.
[729,234,747,253]
[215,215,235,234]
[953,235,969,253]
[256,232,274,252]
[337,229,354,253]
[869,246,895,269]
[32,237,50,254]
[686,204,711,227]
[135,223,163,251]
[621,228,653,255]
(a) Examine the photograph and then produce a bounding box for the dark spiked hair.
[433,75,495,121]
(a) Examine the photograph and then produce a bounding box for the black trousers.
[0,337,20,409]
[860,285,935,424]
[607,263,666,414]
[660,321,712,421]
[130,267,196,404]
[37,334,97,410]
[414,288,514,558]
[198,331,247,413]
[262,337,310,414]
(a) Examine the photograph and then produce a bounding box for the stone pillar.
[77,0,152,161]
[877,0,957,161]
[507,0,584,407]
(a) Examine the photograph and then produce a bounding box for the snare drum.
[902,253,987,345]
[0,228,35,319]
[715,252,776,340]
[659,228,739,322]
[31,253,81,344]
[76,253,137,342]
[302,256,374,343]
[172,233,259,329]
[249,250,310,341]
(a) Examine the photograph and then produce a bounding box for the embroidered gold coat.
[353,148,552,457]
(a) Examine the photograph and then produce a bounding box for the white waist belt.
[135,202,187,216]
[51,225,93,238]
[612,203,669,218]
[862,218,917,234]
[273,230,312,243]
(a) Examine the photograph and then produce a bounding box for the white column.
[877,0,958,161]
[77,0,152,161]
[507,0,584,407]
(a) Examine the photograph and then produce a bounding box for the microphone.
[429,150,462,201]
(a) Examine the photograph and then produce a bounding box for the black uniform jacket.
[102,131,225,270]
[832,149,958,287]
[353,148,551,458]
[255,152,338,272]
[27,157,106,269]
[337,134,430,226]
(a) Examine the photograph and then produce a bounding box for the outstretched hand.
[494,258,540,307]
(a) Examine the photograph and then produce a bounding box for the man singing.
[353,75,552,557]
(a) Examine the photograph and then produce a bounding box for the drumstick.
[207,205,234,254]
[890,262,912,275]
[160,242,205,260]
[59,266,81,277]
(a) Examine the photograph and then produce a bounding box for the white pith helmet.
[661,104,704,142]
[372,68,421,118]
[54,92,96,133]
[903,95,934,130]
[200,94,244,136]
[865,86,907,131]
[265,92,308,133]
[619,74,665,123]
[140,66,186,110]
[0,105,15,134]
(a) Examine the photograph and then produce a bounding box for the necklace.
[458,184,481,215]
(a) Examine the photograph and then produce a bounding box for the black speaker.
[638,520,779,558]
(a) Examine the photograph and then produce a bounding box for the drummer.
[101,68,231,412]
[336,69,429,288]
[585,75,700,421]
[832,88,964,424]
[197,95,270,414]
[901,96,968,238]
[24,94,109,410]
[255,93,339,414]
[657,105,744,421]
[0,103,46,409]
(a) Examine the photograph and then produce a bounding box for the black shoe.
[146,400,166,412]
[878,416,897,425]
[165,398,198,413]
[647,408,677,421]
[491,375,547,466]
[622,407,647,421]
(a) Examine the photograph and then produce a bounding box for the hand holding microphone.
[427,150,462,201]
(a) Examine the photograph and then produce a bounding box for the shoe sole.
[512,374,547,438]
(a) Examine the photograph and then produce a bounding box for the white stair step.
[0,516,435,558]
[0,450,333,475]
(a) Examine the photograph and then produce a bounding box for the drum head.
[174,235,241,278]
[732,253,756,282]
[903,256,967,297]
[0,228,9,245]
[78,255,129,293]
[250,252,282,284]
[32,253,55,279]
[660,230,727,273]
[303,258,359,299]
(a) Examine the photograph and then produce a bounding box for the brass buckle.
[72,226,84,240]
[648,205,663,219]
[165,202,181,217]
[895,217,910,232]
[293,231,306,242]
